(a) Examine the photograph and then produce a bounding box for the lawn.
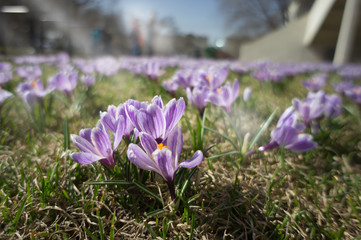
[0,55,361,239]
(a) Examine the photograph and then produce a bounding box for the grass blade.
[207,150,240,160]
[203,126,238,150]
[249,108,278,150]
[133,181,163,205]
[85,180,133,186]
[10,196,27,232]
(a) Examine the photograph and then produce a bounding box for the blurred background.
[0,0,360,63]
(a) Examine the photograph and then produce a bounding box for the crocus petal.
[232,80,240,101]
[179,150,203,168]
[127,144,159,172]
[152,95,164,109]
[164,98,185,137]
[79,128,92,143]
[70,152,103,165]
[91,127,112,158]
[166,126,183,169]
[286,134,317,152]
[137,105,166,140]
[71,134,99,155]
[271,126,298,147]
[153,149,174,182]
[113,116,125,150]
[139,132,158,156]
[101,112,116,132]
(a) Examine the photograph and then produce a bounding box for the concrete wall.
[239,15,323,62]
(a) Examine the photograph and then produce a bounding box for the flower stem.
[167,181,176,201]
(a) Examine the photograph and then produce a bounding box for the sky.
[115,0,233,45]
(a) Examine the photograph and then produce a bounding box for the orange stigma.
[216,88,221,93]
[297,129,301,134]
[157,143,167,150]
[353,88,360,94]
[205,76,211,82]
[31,81,37,87]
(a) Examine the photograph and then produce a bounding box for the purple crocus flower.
[248,106,316,155]
[207,80,240,114]
[80,75,95,88]
[70,119,125,169]
[199,66,228,90]
[0,62,11,72]
[100,104,135,139]
[143,61,164,81]
[48,69,78,96]
[243,87,252,102]
[127,126,203,200]
[16,81,54,108]
[344,86,361,105]
[15,65,42,82]
[173,68,200,89]
[302,73,327,92]
[186,86,210,117]
[162,80,179,96]
[257,125,317,152]
[0,71,12,86]
[292,92,324,126]
[0,88,13,105]
[125,96,185,143]
[332,81,353,95]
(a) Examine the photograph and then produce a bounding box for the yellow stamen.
[157,143,167,150]
[216,88,221,93]
[205,76,210,82]
[0,85,2,89]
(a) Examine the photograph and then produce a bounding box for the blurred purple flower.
[80,75,96,88]
[207,80,239,114]
[332,81,353,95]
[292,93,324,126]
[162,80,179,96]
[48,69,78,96]
[302,73,327,92]
[186,86,210,117]
[70,120,125,169]
[127,126,203,200]
[16,81,54,108]
[0,71,12,86]
[15,65,42,82]
[0,62,11,72]
[344,86,361,105]
[200,66,228,90]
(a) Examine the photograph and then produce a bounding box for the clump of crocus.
[293,91,342,133]
[127,126,203,200]
[70,119,125,169]
[248,106,317,155]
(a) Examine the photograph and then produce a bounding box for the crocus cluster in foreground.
[70,96,203,200]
